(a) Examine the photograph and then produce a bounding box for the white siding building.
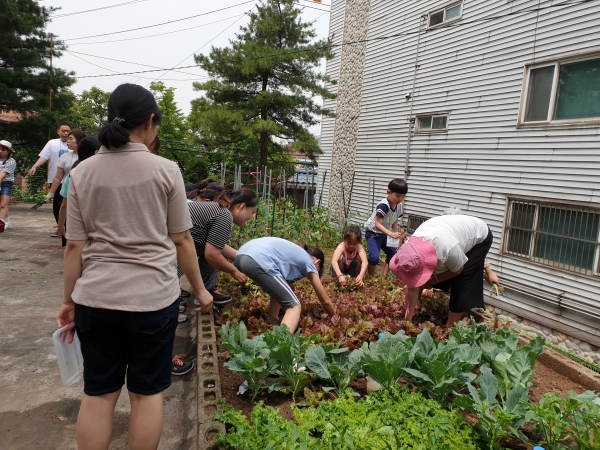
[318,0,600,347]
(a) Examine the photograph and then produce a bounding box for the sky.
[45,0,332,135]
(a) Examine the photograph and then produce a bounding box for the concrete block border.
[196,307,225,450]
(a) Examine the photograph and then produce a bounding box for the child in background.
[330,225,369,286]
[364,178,408,278]
[234,237,336,333]
[0,140,16,230]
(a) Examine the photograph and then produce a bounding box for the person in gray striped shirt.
[364,178,408,278]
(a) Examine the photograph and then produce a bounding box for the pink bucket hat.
[389,236,438,288]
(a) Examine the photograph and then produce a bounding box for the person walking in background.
[45,131,85,244]
[28,122,71,237]
[56,137,101,240]
[364,178,408,278]
[0,140,16,230]
[56,84,213,450]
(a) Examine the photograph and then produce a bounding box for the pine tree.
[193,0,335,169]
[0,0,75,180]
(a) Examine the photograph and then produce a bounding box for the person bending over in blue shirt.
[234,237,336,333]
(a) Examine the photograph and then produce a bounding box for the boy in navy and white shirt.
[364,178,408,277]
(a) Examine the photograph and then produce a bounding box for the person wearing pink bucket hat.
[390,214,492,326]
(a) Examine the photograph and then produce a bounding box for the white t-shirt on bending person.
[38,138,69,183]
[412,215,489,275]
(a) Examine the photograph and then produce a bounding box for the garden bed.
[210,274,600,449]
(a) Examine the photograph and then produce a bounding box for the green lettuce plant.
[305,345,363,397]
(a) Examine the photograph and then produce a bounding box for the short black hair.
[343,225,362,242]
[388,178,408,194]
[56,121,71,129]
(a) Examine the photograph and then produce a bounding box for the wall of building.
[319,0,600,344]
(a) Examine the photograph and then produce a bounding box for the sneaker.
[179,299,187,307]
[172,355,194,376]
[50,233,59,237]
[178,313,188,323]
[179,305,185,313]
[193,298,200,307]
[210,288,232,305]
[180,289,191,298]
[1,219,11,230]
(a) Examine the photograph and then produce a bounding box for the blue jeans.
[365,231,397,266]
[0,181,13,196]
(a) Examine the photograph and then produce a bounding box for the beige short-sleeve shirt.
[66,142,192,311]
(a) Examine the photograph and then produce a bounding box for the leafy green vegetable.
[214,400,316,449]
[305,345,362,397]
[356,331,411,392]
[454,366,529,449]
[261,324,318,401]
[526,390,600,450]
[403,328,481,404]
[219,322,278,401]
[216,387,480,449]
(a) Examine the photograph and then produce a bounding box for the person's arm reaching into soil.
[330,245,346,286]
[205,243,246,284]
[355,248,369,287]
[308,272,335,317]
[170,231,213,312]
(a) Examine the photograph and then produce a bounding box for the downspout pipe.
[404,15,426,179]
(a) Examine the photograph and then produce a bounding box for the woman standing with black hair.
[56,83,213,449]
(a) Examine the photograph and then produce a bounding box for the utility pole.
[49,34,53,113]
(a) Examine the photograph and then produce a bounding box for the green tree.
[149,82,210,182]
[193,0,335,169]
[66,86,111,133]
[0,0,75,186]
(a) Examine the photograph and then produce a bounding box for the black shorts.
[74,298,179,396]
[434,228,493,313]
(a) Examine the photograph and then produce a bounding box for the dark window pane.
[525,66,555,122]
[432,116,447,129]
[554,58,600,120]
[419,117,432,128]
[534,207,599,271]
[429,11,444,27]
[507,202,535,255]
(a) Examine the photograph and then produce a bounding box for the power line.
[67,14,245,46]
[62,0,256,42]
[66,50,210,82]
[148,10,254,85]
[72,0,591,79]
[67,50,204,77]
[51,0,150,18]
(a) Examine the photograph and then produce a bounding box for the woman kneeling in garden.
[390,214,492,327]
[234,237,336,333]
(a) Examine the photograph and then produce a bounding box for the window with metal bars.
[407,214,429,234]
[503,199,600,276]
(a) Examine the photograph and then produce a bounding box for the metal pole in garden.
[311,164,315,208]
[345,171,356,219]
[339,171,345,236]
[262,166,267,202]
[256,167,260,195]
[318,169,327,208]
[283,170,286,198]
[270,170,276,236]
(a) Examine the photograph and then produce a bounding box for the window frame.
[501,197,600,278]
[518,53,600,127]
[415,113,449,133]
[427,1,463,29]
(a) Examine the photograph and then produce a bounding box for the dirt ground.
[0,205,197,450]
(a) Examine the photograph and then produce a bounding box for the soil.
[217,348,587,450]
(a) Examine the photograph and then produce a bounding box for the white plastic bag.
[53,326,83,385]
